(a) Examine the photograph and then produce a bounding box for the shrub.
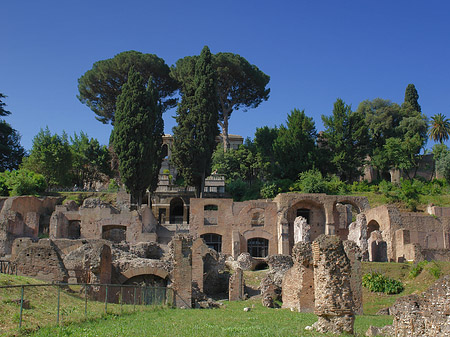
[429,261,441,279]
[295,169,327,193]
[362,271,404,294]
[107,178,120,192]
[260,182,277,199]
[0,169,47,196]
[226,179,248,201]
[409,260,428,279]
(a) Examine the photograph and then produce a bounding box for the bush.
[107,178,120,192]
[226,179,248,201]
[295,169,327,193]
[260,182,277,199]
[409,260,428,279]
[0,169,47,196]
[362,272,404,294]
[429,261,441,279]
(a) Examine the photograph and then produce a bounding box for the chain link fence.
[0,282,173,333]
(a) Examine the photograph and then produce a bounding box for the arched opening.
[170,198,184,224]
[296,208,310,224]
[334,201,362,240]
[367,220,380,237]
[161,144,169,159]
[251,212,264,226]
[122,274,168,305]
[102,225,126,242]
[247,238,269,258]
[200,233,222,252]
[68,220,81,239]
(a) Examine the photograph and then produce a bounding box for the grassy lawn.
[1,262,449,336]
[29,300,392,337]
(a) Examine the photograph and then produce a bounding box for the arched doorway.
[122,274,168,305]
[170,198,184,224]
[68,220,81,239]
[367,220,380,237]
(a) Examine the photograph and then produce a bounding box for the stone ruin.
[368,230,388,262]
[312,235,355,335]
[281,241,314,312]
[348,213,368,260]
[294,216,310,243]
[260,254,293,308]
[367,275,450,337]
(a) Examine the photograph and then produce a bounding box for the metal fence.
[0,282,173,331]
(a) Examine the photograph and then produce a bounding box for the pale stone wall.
[228,268,244,301]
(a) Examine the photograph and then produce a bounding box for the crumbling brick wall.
[281,242,314,312]
[312,235,355,335]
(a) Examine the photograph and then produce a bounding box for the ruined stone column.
[312,235,355,335]
[281,242,314,312]
[228,268,244,301]
[343,240,363,315]
[172,236,192,308]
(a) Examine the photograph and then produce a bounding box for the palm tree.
[428,113,450,144]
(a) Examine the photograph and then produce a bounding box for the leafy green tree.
[428,113,450,144]
[78,50,177,124]
[436,150,450,182]
[321,99,370,182]
[70,132,111,189]
[404,83,421,113]
[0,94,25,171]
[171,52,270,151]
[114,69,164,206]
[212,144,268,184]
[0,169,46,196]
[273,109,317,181]
[22,127,72,186]
[172,46,219,198]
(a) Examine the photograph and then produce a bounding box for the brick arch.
[237,203,268,225]
[242,228,274,241]
[118,266,169,284]
[335,197,370,213]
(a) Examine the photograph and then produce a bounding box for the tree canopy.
[22,127,73,187]
[171,51,270,151]
[321,99,370,182]
[78,51,178,124]
[114,69,164,206]
[428,113,450,144]
[273,109,317,181]
[0,93,11,117]
[172,46,219,197]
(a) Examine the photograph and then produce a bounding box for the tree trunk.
[199,172,206,198]
[222,114,230,152]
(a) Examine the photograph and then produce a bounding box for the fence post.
[19,286,24,329]
[56,285,61,326]
[133,286,136,312]
[84,284,88,318]
[120,286,123,314]
[105,285,108,314]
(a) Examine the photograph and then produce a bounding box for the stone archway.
[170,198,184,224]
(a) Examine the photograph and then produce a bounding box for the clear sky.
[2,1,450,151]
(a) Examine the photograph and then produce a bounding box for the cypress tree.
[404,83,421,113]
[172,46,219,198]
[114,68,163,206]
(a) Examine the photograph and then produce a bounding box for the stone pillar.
[281,242,314,312]
[312,235,355,335]
[293,216,310,243]
[24,212,39,238]
[172,236,192,308]
[228,268,244,301]
[277,213,290,255]
[347,213,368,261]
[183,205,188,225]
[232,230,241,258]
[343,240,363,315]
[192,238,209,293]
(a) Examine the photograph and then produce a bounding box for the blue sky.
[2,1,450,151]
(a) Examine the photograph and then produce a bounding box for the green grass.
[30,300,391,337]
[3,262,450,336]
